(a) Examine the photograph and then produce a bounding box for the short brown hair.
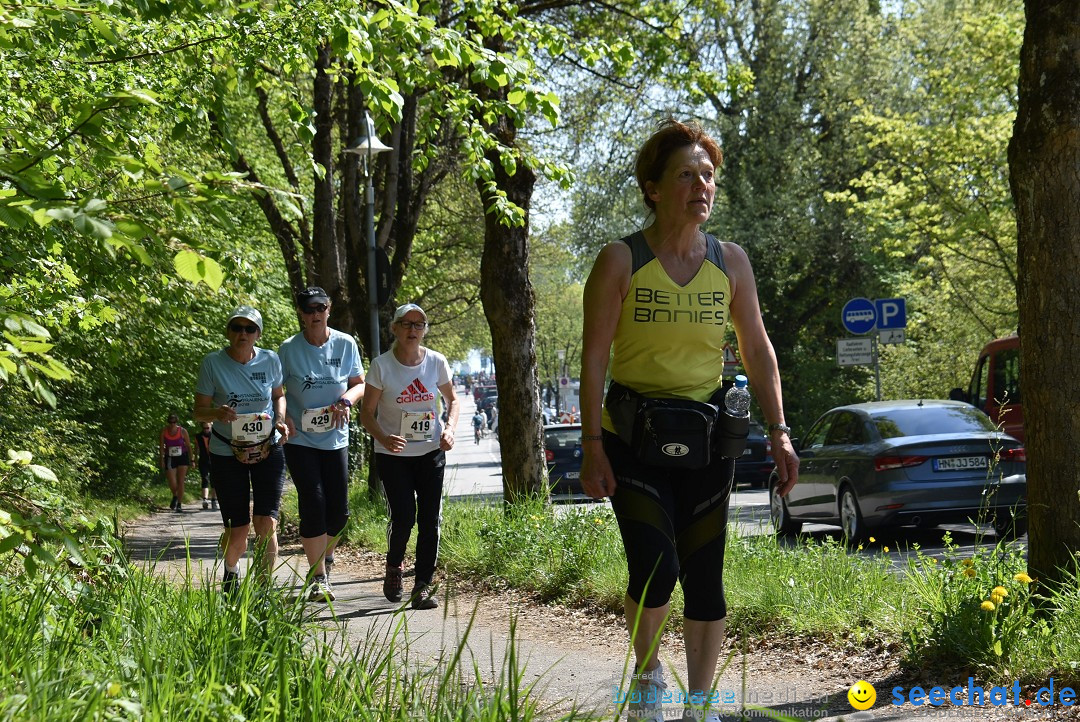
[634,118,723,212]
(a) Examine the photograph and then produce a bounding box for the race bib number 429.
[400,410,435,441]
[302,406,334,433]
[231,413,272,443]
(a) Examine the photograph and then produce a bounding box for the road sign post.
[841,297,907,401]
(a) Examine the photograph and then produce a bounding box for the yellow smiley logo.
[848,680,876,710]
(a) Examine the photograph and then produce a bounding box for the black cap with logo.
[296,287,331,309]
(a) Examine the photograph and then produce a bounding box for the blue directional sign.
[875,298,907,330]
[842,298,877,335]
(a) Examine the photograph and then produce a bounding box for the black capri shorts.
[210,445,286,528]
[605,430,735,622]
[284,444,349,539]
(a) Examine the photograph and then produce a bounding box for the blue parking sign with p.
[875,298,906,330]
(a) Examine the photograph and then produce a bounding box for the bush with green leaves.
[901,533,1075,680]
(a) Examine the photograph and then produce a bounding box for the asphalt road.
[444,385,1027,568]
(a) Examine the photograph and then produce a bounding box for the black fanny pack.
[605,381,750,470]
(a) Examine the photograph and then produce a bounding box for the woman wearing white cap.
[193,305,290,593]
[279,287,365,602]
[359,303,458,609]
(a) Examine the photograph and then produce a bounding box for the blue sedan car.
[545,423,583,497]
[769,400,1027,540]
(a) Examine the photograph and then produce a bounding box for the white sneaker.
[308,575,335,602]
[202,499,210,510]
[626,665,666,721]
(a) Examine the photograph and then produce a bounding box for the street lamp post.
[344,111,392,358]
[555,349,566,421]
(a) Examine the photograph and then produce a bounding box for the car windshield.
[872,405,999,439]
[545,428,581,449]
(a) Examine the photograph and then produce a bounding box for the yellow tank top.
[602,232,732,432]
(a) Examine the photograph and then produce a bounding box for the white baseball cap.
[227,305,263,332]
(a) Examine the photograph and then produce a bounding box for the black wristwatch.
[337,397,352,408]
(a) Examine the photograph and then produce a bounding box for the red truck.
[950,334,1023,441]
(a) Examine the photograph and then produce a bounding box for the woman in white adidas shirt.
[360,303,458,610]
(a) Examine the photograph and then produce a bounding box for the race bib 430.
[231,413,272,443]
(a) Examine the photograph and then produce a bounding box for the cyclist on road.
[472,410,486,444]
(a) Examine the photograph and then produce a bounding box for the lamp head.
[344,111,392,156]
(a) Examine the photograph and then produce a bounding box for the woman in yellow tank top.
[580,119,800,722]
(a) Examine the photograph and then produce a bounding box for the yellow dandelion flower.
[964,568,977,578]
[857,544,864,551]
[869,537,876,543]
[962,559,975,567]
[883,546,890,553]
[1015,572,1033,584]
[929,558,938,564]
[981,601,995,611]
[990,593,1004,605]
[992,586,1008,597]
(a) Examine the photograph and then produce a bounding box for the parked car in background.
[544,423,583,497]
[473,384,497,405]
[769,400,1027,541]
[733,420,773,488]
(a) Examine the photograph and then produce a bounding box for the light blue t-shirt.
[279,329,364,451]
[195,347,284,455]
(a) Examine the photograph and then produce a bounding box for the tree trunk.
[312,43,343,298]
[1008,1,1080,589]
[477,116,546,503]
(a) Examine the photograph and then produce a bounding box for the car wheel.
[993,510,1028,540]
[770,478,801,536]
[839,486,867,544]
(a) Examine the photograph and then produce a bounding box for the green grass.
[0,536,577,721]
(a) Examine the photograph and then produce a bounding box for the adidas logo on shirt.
[397,378,435,404]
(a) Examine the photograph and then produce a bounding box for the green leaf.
[73,213,114,240]
[0,535,22,555]
[7,450,32,464]
[173,250,223,290]
[32,207,55,227]
[28,465,57,483]
[173,249,203,284]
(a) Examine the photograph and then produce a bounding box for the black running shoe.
[223,569,240,595]
[410,583,438,610]
[383,565,403,602]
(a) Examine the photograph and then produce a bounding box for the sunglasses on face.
[397,320,427,330]
[229,323,259,334]
[302,304,329,314]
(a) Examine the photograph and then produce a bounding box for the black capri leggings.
[605,430,735,622]
[210,445,286,529]
[375,448,446,587]
[284,444,349,539]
